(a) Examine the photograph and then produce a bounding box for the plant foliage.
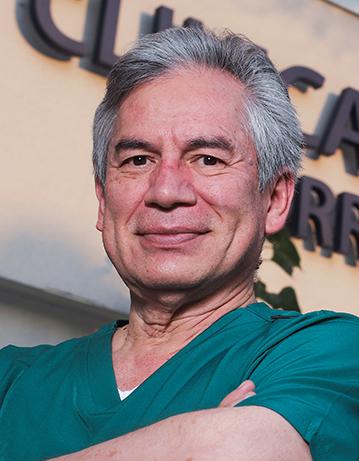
[254,228,301,312]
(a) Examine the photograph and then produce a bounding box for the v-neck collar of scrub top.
[85,301,276,415]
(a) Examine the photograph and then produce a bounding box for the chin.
[140,272,204,291]
[125,265,207,293]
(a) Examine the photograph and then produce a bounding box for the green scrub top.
[0,302,358,460]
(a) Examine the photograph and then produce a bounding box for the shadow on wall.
[0,275,127,348]
[0,229,130,313]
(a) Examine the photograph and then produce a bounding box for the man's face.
[96,67,287,298]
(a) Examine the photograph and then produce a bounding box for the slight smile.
[136,228,210,248]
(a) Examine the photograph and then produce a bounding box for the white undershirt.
[118,386,139,400]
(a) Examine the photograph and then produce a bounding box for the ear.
[95,179,105,232]
[265,173,295,235]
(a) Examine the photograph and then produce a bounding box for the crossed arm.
[53,407,311,461]
[52,382,312,461]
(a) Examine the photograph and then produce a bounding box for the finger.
[237,380,255,394]
[220,392,256,408]
[218,380,255,407]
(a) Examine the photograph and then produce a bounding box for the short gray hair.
[93,26,303,191]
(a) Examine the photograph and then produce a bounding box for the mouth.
[136,228,210,248]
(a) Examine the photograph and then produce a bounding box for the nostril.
[144,167,197,209]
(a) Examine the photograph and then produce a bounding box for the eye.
[131,155,148,166]
[121,155,150,167]
[201,155,218,166]
[197,155,227,168]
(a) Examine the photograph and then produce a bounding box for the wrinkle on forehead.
[110,66,256,162]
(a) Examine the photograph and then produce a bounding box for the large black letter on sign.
[152,6,173,32]
[151,6,203,33]
[16,0,86,60]
[289,176,335,254]
[334,193,359,266]
[280,66,325,152]
[320,88,359,175]
[90,0,121,70]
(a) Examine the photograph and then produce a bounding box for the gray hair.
[93,26,303,191]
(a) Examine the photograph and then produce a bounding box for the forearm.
[52,406,311,461]
[53,408,226,461]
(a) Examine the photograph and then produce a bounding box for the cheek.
[104,176,144,223]
[197,176,266,247]
[197,175,259,217]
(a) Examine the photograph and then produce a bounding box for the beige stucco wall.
[0,0,358,328]
[0,277,123,348]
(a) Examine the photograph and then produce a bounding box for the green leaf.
[277,287,300,311]
[267,228,300,275]
[254,280,300,312]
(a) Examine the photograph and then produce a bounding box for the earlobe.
[95,180,105,232]
[265,174,295,235]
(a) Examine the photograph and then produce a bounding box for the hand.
[218,380,256,408]
[49,379,313,461]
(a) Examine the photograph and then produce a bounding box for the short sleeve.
[0,344,49,407]
[235,312,359,461]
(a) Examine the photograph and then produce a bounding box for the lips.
[136,227,210,247]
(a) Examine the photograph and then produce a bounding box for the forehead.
[112,67,251,148]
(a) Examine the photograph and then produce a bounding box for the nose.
[144,161,197,209]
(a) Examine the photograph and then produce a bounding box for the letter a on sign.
[320,88,359,176]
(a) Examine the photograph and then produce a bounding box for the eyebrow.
[185,136,235,153]
[114,138,157,153]
[113,135,235,155]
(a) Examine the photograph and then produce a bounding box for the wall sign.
[289,176,359,266]
[15,0,359,266]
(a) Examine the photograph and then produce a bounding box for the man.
[1,27,358,461]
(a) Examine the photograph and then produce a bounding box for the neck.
[113,280,256,353]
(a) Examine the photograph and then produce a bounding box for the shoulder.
[0,344,51,404]
[251,307,359,385]
[308,309,359,350]
[246,303,359,359]
[233,303,359,376]
[0,322,116,406]
[259,305,359,355]
[237,307,359,459]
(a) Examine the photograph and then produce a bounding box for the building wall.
[0,277,124,348]
[0,0,358,345]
